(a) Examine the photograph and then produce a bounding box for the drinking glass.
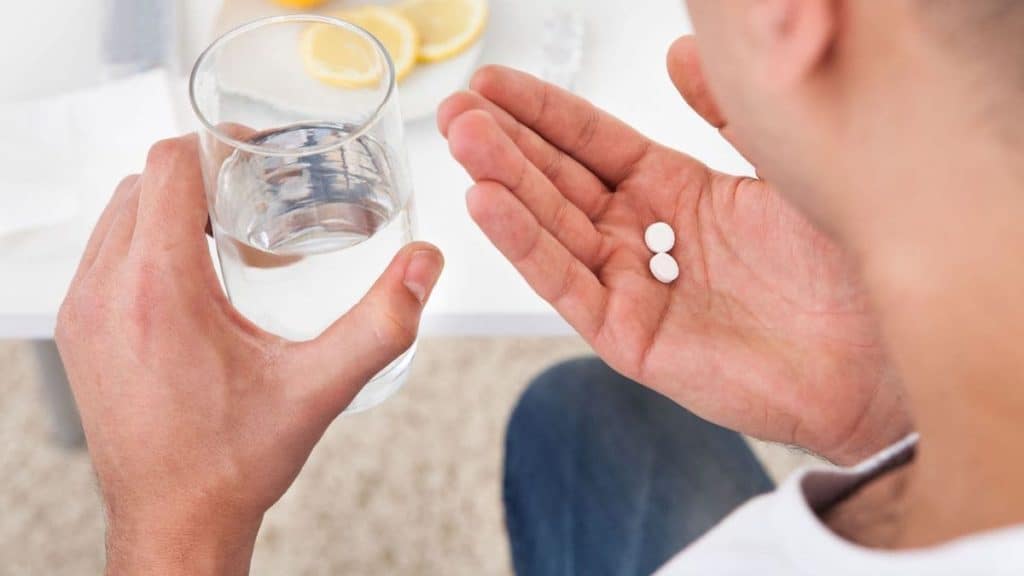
[189,15,417,413]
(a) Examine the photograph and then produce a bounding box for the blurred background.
[0,0,811,573]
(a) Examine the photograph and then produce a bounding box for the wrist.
[825,406,914,466]
[810,364,915,466]
[105,507,262,576]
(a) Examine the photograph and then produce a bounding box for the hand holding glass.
[190,16,417,413]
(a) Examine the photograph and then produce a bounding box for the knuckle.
[119,261,166,330]
[129,259,163,296]
[55,298,78,343]
[575,108,600,150]
[145,137,190,172]
[534,82,552,124]
[458,89,483,107]
[511,222,543,265]
[374,310,417,352]
[448,90,478,113]
[471,65,502,92]
[552,258,580,303]
[512,154,530,191]
[57,285,103,338]
[541,149,565,182]
[549,196,572,233]
[115,174,140,193]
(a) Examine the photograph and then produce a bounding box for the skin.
[56,136,443,574]
[437,64,908,466]
[441,0,1024,553]
[56,0,1024,571]
[681,0,1024,549]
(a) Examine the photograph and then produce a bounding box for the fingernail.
[403,249,444,304]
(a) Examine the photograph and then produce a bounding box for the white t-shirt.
[657,435,1024,575]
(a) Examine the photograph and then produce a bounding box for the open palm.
[440,59,908,463]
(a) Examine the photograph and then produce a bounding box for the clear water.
[212,124,416,412]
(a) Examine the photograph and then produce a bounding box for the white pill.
[645,222,676,253]
[649,253,680,284]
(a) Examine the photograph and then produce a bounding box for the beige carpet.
[0,338,815,575]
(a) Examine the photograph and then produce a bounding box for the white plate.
[212,0,486,122]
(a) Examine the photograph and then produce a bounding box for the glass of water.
[189,15,417,413]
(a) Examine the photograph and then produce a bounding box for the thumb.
[288,242,444,416]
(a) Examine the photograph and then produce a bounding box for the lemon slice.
[398,0,488,62]
[274,0,326,9]
[302,8,419,88]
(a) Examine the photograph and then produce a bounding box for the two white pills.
[645,222,679,284]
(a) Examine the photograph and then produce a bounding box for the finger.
[288,242,444,417]
[92,181,143,271]
[216,122,259,142]
[666,36,726,129]
[133,134,209,257]
[72,175,140,281]
[467,181,607,341]
[447,110,607,268]
[470,65,653,186]
[202,123,258,239]
[438,90,612,219]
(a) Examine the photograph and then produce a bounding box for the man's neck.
[847,136,1024,548]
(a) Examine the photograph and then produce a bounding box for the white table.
[1,0,750,445]
[0,0,750,341]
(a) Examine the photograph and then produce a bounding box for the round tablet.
[649,253,680,284]
[645,222,676,253]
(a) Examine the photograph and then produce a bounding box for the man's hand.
[439,44,909,464]
[56,135,443,575]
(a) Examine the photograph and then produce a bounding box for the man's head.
[676,0,1024,241]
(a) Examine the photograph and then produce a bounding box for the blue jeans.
[504,358,773,575]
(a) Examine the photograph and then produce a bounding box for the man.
[56,0,1024,574]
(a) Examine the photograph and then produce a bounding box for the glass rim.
[188,14,397,157]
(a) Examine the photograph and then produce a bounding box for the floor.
[0,337,816,575]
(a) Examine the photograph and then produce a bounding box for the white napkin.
[0,95,84,235]
[0,69,177,237]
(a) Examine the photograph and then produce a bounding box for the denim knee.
[507,359,619,474]
[514,356,599,416]
[508,356,699,440]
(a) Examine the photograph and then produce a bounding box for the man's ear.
[747,0,837,87]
